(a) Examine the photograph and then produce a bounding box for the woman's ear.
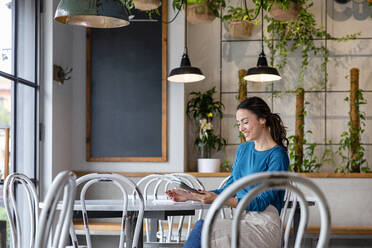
[259,118,266,126]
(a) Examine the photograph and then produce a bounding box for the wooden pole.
[4,128,9,179]
[238,69,247,143]
[350,68,360,172]
[295,88,305,172]
[238,69,247,103]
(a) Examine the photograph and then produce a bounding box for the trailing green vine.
[289,132,332,172]
[288,100,332,172]
[263,0,359,89]
[336,89,368,173]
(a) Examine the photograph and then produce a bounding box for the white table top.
[40,199,211,212]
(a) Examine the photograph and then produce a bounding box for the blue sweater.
[212,141,289,213]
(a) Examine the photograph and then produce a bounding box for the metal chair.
[280,188,299,248]
[71,173,145,248]
[135,173,204,244]
[201,172,331,248]
[3,173,39,248]
[217,176,297,248]
[35,171,77,248]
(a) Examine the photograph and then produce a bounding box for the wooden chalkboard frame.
[86,2,168,162]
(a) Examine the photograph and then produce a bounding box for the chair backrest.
[35,171,77,248]
[201,172,331,248]
[3,173,39,248]
[136,173,204,243]
[280,188,298,248]
[73,173,144,248]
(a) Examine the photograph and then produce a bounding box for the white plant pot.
[198,158,221,173]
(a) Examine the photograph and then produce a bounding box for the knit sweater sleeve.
[210,144,244,195]
[240,149,289,212]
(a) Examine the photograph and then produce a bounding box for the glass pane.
[17,0,36,82]
[16,83,35,177]
[0,77,12,180]
[0,76,12,248]
[0,197,10,248]
[0,0,14,75]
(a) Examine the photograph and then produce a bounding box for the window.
[0,0,39,246]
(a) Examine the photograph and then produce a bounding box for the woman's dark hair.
[237,96,288,151]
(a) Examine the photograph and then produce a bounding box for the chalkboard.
[86,4,167,162]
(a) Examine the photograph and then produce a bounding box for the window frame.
[0,0,40,183]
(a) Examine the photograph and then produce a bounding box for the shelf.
[74,171,372,178]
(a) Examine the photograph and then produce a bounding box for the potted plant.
[222,6,256,38]
[172,0,226,24]
[133,0,161,11]
[265,0,304,21]
[186,87,227,172]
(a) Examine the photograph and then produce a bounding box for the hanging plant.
[172,0,226,24]
[133,0,161,11]
[336,69,369,173]
[268,0,302,21]
[263,0,359,89]
[222,6,257,38]
[120,0,160,19]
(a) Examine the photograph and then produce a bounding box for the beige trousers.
[209,205,281,248]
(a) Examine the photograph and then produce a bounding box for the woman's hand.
[166,189,199,202]
[190,190,218,204]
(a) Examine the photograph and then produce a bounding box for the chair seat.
[156,229,188,242]
[144,242,185,248]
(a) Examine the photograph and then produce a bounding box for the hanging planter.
[269,1,302,21]
[133,0,161,11]
[227,20,254,38]
[187,1,216,24]
[222,5,256,38]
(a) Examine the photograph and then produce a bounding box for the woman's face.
[236,109,266,141]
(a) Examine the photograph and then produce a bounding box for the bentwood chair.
[135,173,204,244]
[201,172,331,248]
[281,189,298,248]
[70,173,144,248]
[35,171,77,248]
[3,173,39,248]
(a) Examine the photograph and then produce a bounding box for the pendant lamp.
[168,0,205,83]
[244,0,281,82]
[54,0,130,28]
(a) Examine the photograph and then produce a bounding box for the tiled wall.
[187,0,372,172]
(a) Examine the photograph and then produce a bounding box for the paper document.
[152,199,195,205]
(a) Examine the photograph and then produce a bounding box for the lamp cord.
[261,0,264,53]
[164,5,182,24]
[184,0,188,53]
[243,0,261,21]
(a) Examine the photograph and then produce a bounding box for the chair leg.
[0,220,6,248]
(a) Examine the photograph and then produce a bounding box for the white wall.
[40,0,54,197]
[40,0,76,197]
[185,19,222,171]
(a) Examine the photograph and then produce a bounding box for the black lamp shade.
[168,53,205,83]
[54,0,130,28]
[244,52,281,82]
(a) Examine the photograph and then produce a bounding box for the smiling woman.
[167,96,290,248]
